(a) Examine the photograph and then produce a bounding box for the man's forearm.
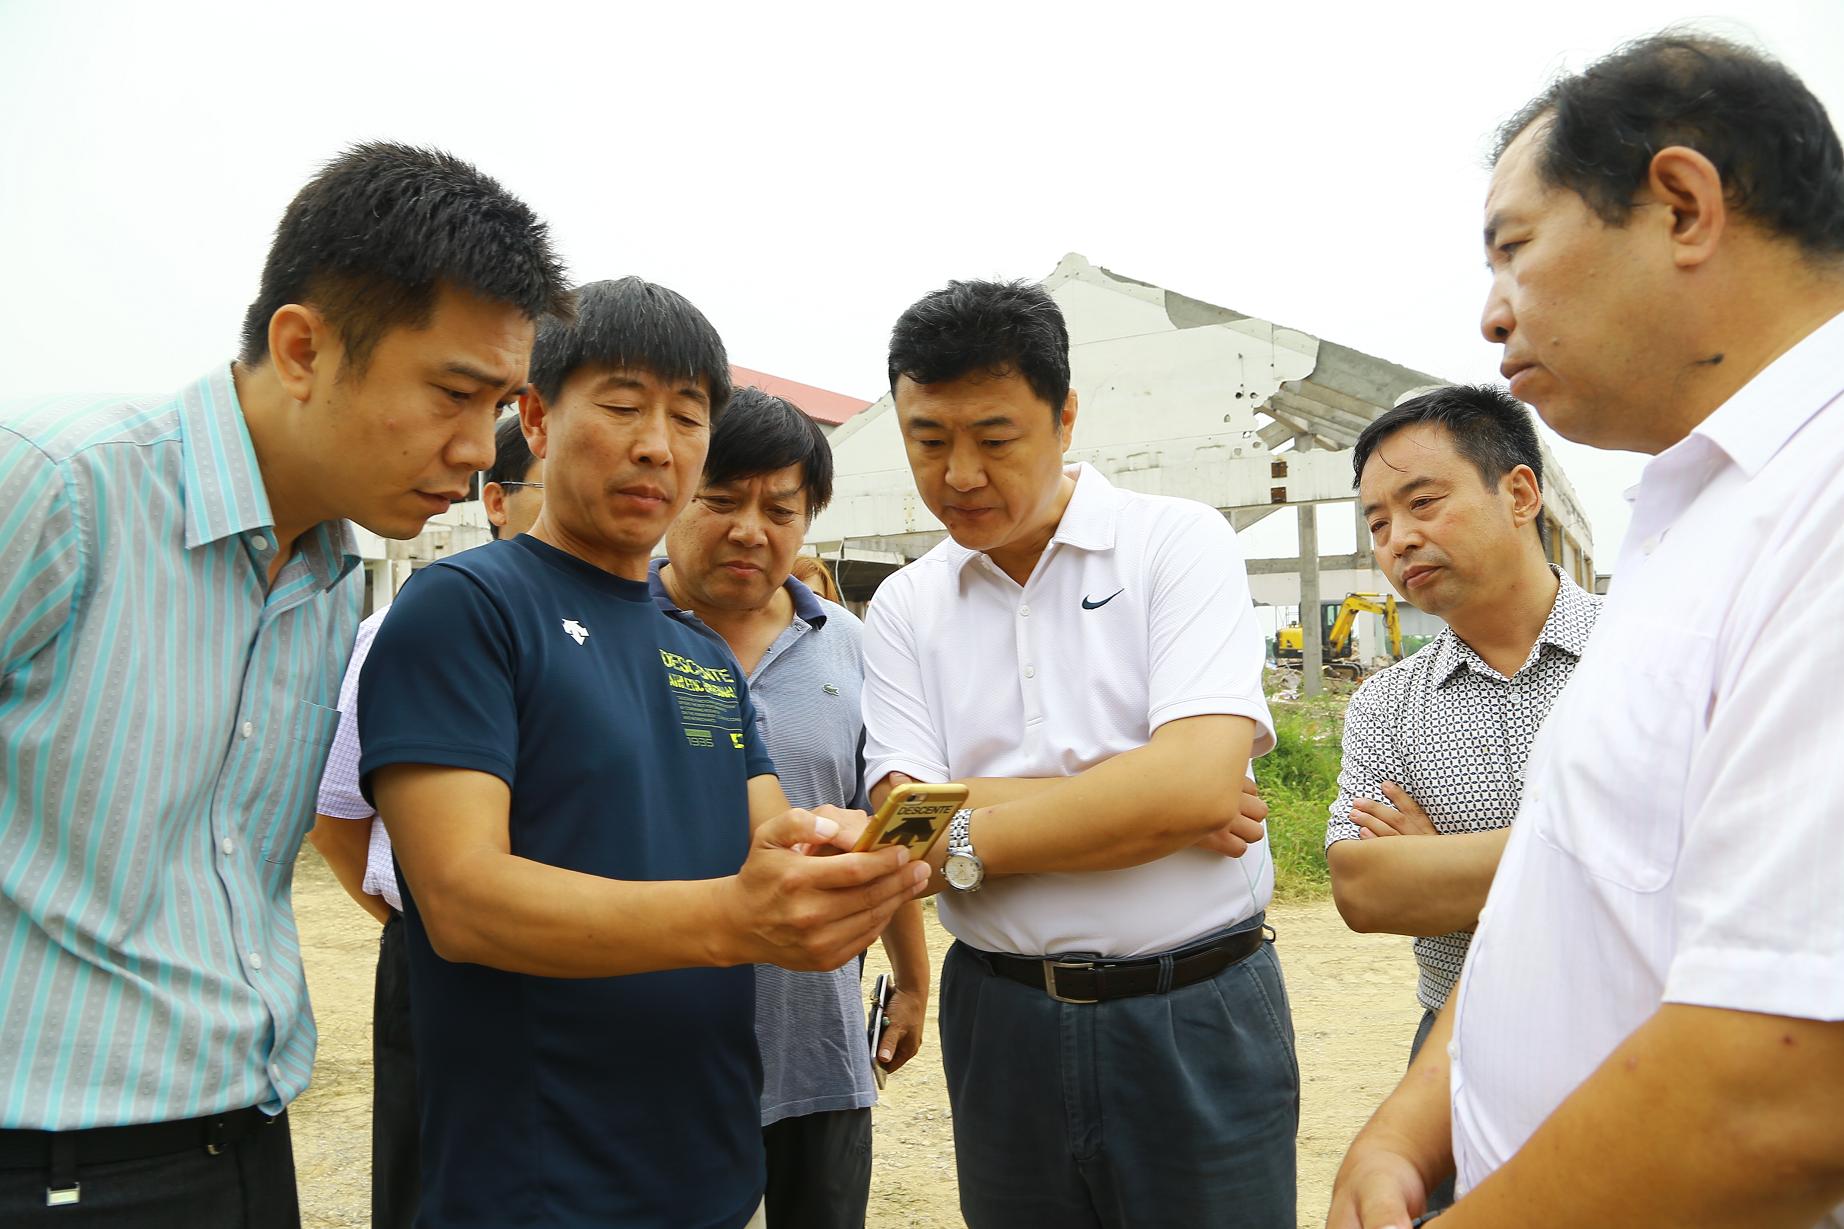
[1327,829,1510,936]
[967,715,1256,876]
[880,900,930,997]
[405,845,735,977]
[308,814,391,925]
[1440,1006,1844,1229]
[1337,997,1457,1188]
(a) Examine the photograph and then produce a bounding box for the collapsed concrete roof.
[809,252,1595,588]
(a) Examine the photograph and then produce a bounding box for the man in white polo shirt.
[862,279,1296,1228]
[1327,33,1844,1229]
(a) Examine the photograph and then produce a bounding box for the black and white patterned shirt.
[1325,568,1603,1011]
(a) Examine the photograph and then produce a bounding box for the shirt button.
[268,1064,283,1084]
[240,721,254,740]
[220,837,235,856]
[248,952,263,970]
[1641,534,1661,554]
[1019,605,1031,617]
[1447,1040,1460,1061]
[1024,666,1036,679]
[251,535,270,552]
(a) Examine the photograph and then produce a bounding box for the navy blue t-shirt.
[357,535,777,1229]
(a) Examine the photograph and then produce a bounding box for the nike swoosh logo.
[1082,589,1124,610]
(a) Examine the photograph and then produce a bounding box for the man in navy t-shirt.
[358,278,928,1229]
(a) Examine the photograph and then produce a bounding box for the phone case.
[853,782,968,857]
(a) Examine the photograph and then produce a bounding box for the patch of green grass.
[1261,675,1351,902]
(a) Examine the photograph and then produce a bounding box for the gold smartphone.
[851,782,969,859]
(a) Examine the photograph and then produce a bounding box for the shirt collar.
[1435,566,1594,685]
[646,557,827,629]
[945,461,1118,577]
[178,365,358,591]
[1683,308,1844,480]
[179,365,274,548]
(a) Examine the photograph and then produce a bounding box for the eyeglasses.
[496,482,545,491]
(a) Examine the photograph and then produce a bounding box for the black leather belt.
[0,1105,277,1170]
[977,926,1269,1003]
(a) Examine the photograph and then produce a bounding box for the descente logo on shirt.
[658,649,744,750]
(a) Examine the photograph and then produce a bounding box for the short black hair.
[482,416,539,539]
[1495,33,1844,257]
[485,415,538,489]
[238,142,573,372]
[702,387,835,518]
[1353,385,1548,549]
[528,277,732,417]
[887,279,1071,418]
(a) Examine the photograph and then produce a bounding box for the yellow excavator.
[1275,593,1404,681]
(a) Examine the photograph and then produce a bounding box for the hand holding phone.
[851,782,969,860]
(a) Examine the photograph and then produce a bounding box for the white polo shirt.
[861,462,1276,958]
[1450,309,1844,1228]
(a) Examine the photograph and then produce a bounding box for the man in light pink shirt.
[308,415,543,1229]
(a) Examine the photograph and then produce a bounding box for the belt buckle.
[46,1182,80,1207]
[1042,959,1099,1004]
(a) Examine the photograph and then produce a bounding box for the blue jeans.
[940,916,1299,1228]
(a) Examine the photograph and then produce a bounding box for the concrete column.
[1299,503,1323,696]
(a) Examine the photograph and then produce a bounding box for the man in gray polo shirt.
[651,387,931,1229]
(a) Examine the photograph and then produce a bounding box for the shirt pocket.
[265,700,343,864]
[1529,618,1711,893]
[287,699,341,751]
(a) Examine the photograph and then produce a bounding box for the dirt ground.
[290,853,1422,1229]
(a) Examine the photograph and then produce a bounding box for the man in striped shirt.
[0,143,570,1226]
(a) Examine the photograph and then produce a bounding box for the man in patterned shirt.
[1324,384,1601,1209]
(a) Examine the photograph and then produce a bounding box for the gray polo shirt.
[649,560,878,1125]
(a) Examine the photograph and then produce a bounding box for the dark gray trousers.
[374,912,420,1229]
[1409,1007,1457,1214]
[940,916,1300,1229]
[761,1107,872,1229]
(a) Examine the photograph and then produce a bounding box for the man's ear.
[1645,145,1727,271]
[518,387,550,461]
[1504,464,1544,532]
[1057,389,1079,451]
[481,482,509,530]
[266,304,339,404]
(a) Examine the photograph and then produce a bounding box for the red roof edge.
[729,365,873,426]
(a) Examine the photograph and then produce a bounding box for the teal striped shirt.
[0,365,361,1129]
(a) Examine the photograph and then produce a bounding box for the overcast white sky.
[3,0,1840,563]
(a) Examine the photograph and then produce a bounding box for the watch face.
[944,853,981,891]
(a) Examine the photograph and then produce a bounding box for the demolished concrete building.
[806,253,1596,686]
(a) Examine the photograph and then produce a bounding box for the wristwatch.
[943,808,984,893]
